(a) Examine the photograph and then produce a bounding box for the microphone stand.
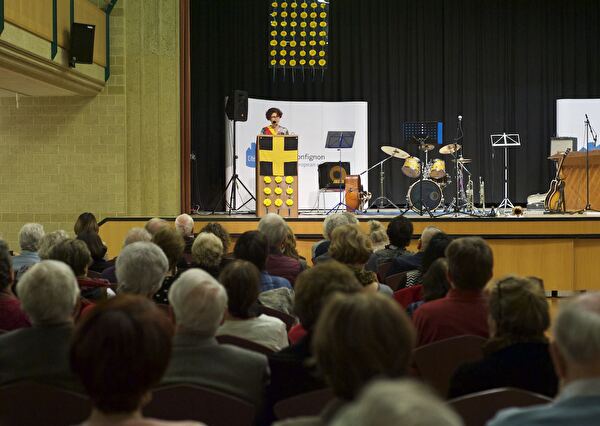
[578,114,599,213]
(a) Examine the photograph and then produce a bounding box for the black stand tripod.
[211,120,256,214]
[576,114,599,213]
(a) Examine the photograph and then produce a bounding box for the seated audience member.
[38,230,69,260]
[312,212,358,264]
[0,261,82,391]
[0,240,30,331]
[275,292,416,425]
[151,227,185,304]
[162,269,269,408]
[406,258,450,316]
[489,292,600,426]
[330,379,462,426]
[116,241,169,298]
[404,232,453,288]
[329,225,393,295]
[70,294,203,426]
[101,227,152,283]
[449,275,558,399]
[365,215,413,272]
[217,260,288,351]
[282,224,308,270]
[47,239,111,300]
[386,226,441,278]
[145,217,168,236]
[258,213,303,284]
[367,220,389,252]
[200,222,232,255]
[175,213,195,252]
[74,212,99,236]
[412,237,492,346]
[191,232,223,278]
[266,262,362,420]
[12,223,44,279]
[77,230,112,273]
[234,231,292,292]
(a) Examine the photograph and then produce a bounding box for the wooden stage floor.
[98,209,600,293]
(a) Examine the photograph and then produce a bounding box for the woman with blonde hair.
[448,275,558,398]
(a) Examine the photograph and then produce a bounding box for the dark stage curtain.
[190,0,600,210]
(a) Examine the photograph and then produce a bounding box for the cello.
[345,175,371,212]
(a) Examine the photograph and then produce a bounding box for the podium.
[255,135,299,218]
[550,150,600,211]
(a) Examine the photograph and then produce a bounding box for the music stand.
[325,131,356,214]
[491,133,520,214]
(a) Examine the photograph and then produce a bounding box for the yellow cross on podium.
[259,135,298,176]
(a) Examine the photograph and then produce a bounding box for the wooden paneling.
[560,151,600,211]
[5,0,53,41]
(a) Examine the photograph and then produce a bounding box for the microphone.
[458,115,462,122]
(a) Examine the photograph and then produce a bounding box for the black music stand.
[325,131,355,214]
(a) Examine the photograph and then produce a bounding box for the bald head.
[175,214,194,237]
[145,218,168,236]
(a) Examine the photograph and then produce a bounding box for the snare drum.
[429,159,446,179]
[402,157,421,178]
[408,179,442,212]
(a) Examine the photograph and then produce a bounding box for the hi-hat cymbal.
[439,143,462,155]
[381,145,409,159]
[419,143,436,152]
[451,157,472,163]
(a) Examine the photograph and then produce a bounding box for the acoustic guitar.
[544,148,571,213]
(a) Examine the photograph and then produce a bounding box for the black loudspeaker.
[70,23,95,67]
[225,90,248,122]
[318,162,351,189]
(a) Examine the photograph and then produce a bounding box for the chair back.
[0,381,91,426]
[255,305,296,331]
[393,284,423,308]
[385,272,407,291]
[449,387,552,426]
[376,261,393,282]
[274,388,335,420]
[216,334,274,355]
[413,335,486,397]
[144,384,255,426]
[87,270,103,279]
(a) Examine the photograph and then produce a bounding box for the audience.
[330,379,463,426]
[175,213,195,251]
[70,294,203,426]
[0,240,30,331]
[448,275,557,399]
[101,227,152,283]
[275,292,416,425]
[367,220,389,252]
[282,224,308,270]
[151,227,186,304]
[190,232,223,278]
[0,261,82,391]
[258,213,303,285]
[407,257,450,316]
[38,230,69,260]
[116,241,169,298]
[217,260,288,351]
[329,224,393,295]
[365,215,413,272]
[200,222,232,255]
[12,222,44,279]
[412,236,492,346]
[162,269,269,409]
[489,292,600,426]
[312,212,358,263]
[404,231,452,288]
[145,217,168,236]
[74,212,99,236]
[77,230,112,273]
[386,226,441,278]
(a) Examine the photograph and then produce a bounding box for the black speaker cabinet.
[318,162,351,189]
[225,90,249,122]
[70,23,95,66]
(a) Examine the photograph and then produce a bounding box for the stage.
[98,210,600,294]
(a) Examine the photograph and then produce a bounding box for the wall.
[0,0,180,251]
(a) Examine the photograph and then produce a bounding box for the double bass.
[544,148,570,213]
[344,175,371,212]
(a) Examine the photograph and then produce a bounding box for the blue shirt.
[261,272,292,293]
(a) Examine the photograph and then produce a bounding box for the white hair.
[420,226,442,251]
[191,232,223,268]
[18,260,80,325]
[258,213,288,247]
[19,223,45,252]
[175,214,194,237]
[322,212,358,240]
[145,217,168,236]
[331,379,462,426]
[554,293,600,364]
[116,242,169,296]
[123,227,152,247]
[169,269,227,337]
[38,230,69,260]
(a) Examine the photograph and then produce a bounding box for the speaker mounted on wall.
[225,90,249,122]
[70,22,95,68]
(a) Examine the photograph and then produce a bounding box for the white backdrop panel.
[556,99,600,150]
[225,99,368,211]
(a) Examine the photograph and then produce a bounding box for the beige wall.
[0,1,180,251]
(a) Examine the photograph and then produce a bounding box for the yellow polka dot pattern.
[269,1,328,69]
[261,176,297,213]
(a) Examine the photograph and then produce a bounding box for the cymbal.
[451,158,472,163]
[381,145,409,159]
[420,143,436,152]
[439,143,462,155]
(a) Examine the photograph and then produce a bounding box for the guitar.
[544,148,571,213]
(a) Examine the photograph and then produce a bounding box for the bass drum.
[408,179,442,212]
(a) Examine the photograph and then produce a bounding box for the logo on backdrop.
[246,142,256,168]
[298,152,326,167]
